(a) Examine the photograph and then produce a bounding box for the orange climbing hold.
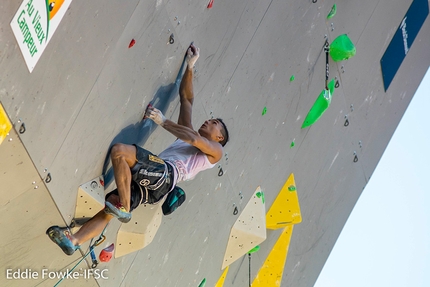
[99,243,114,262]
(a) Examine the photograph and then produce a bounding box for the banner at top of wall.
[380,0,429,91]
[10,0,73,73]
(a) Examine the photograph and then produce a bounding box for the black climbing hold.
[312,0,317,3]
[218,167,224,177]
[45,173,52,183]
[169,33,174,44]
[233,206,238,215]
[19,123,26,134]
[353,155,358,162]
[344,118,349,127]
[335,80,340,88]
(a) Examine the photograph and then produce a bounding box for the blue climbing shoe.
[104,202,132,223]
[46,226,78,256]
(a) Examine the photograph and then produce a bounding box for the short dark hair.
[217,118,229,147]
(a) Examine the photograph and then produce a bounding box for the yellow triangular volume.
[266,173,302,229]
[0,103,12,146]
[215,266,229,287]
[252,226,294,287]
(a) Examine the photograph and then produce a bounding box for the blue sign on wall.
[380,0,429,91]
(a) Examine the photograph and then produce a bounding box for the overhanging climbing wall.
[1,0,429,286]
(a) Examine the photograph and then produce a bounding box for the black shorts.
[105,145,174,212]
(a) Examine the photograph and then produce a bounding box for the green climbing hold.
[262,106,267,115]
[248,245,260,254]
[256,191,265,204]
[301,79,335,129]
[328,77,335,96]
[329,34,356,62]
[290,75,295,82]
[327,4,337,19]
[288,185,296,191]
[290,141,295,148]
[198,278,206,287]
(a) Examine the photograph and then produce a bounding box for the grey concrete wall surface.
[1,0,429,286]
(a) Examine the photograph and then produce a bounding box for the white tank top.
[159,139,217,183]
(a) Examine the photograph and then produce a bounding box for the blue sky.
[315,67,430,287]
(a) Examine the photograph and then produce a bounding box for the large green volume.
[329,34,356,62]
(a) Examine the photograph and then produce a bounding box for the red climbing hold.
[99,178,104,187]
[207,0,214,9]
[129,39,136,48]
[143,103,153,120]
[99,243,114,262]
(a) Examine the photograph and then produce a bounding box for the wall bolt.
[91,181,98,189]
[218,167,224,177]
[233,205,238,215]
[344,115,349,127]
[19,123,26,134]
[45,173,52,183]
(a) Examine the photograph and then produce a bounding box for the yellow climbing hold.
[251,226,294,287]
[0,103,12,146]
[215,266,229,287]
[266,173,302,229]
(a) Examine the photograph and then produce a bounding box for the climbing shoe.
[104,201,132,223]
[46,226,78,256]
